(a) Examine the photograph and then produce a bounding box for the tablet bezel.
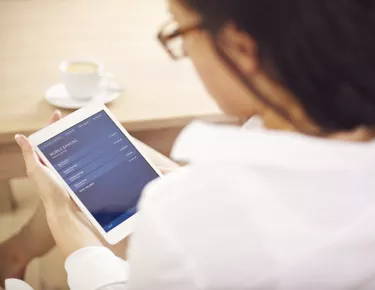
[28,102,162,245]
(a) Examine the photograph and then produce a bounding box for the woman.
[5,0,375,288]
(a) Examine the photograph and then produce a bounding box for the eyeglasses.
[157,20,204,60]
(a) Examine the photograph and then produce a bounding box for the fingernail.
[15,134,24,146]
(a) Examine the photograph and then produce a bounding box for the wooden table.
[0,0,232,211]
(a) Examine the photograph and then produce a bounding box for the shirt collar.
[171,121,375,171]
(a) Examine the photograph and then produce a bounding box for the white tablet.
[29,103,162,245]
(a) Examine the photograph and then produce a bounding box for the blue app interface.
[38,110,159,232]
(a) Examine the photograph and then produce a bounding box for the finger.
[39,110,62,165]
[48,110,62,125]
[70,200,81,212]
[158,167,175,175]
[39,155,47,166]
[15,134,42,176]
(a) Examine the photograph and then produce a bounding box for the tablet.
[29,103,162,245]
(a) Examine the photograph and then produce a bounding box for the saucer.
[45,83,122,109]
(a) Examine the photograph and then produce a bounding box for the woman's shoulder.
[138,164,270,229]
[141,164,254,209]
[135,164,287,284]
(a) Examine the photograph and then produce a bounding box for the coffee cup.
[60,60,103,100]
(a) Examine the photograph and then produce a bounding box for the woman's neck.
[246,72,375,142]
[330,127,375,142]
[260,111,375,142]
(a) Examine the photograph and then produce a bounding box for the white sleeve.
[65,247,129,290]
[125,179,199,290]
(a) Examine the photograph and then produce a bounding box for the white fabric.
[12,120,375,290]
[5,279,34,290]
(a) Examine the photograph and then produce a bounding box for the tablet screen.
[38,110,159,232]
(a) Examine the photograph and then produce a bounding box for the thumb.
[48,110,62,125]
[15,134,42,176]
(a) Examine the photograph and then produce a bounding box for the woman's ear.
[218,23,259,77]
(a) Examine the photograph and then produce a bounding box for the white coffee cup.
[60,60,103,100]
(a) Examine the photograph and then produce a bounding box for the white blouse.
[9,120,375,290]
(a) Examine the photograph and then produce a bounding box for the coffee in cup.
[60,60,102,100]
[65,62,99,74]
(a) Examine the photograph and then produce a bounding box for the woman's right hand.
[15,111,72,214]
[15,111,103,257]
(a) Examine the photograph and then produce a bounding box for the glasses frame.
[157,20,204,60]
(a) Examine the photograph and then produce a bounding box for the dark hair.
[182,0,375,131]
